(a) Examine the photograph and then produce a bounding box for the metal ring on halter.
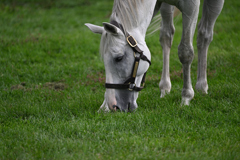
[128,83,136,91]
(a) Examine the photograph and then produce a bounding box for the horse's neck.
[111,0,157,37]
[137,1,157,36]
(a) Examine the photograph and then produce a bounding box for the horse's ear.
[102,22,122,36]
[85,23,104,34]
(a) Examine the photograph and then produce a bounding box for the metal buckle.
[126,35,137,48]
[128,83,136,91]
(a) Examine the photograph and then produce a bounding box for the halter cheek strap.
[105,20,151,92]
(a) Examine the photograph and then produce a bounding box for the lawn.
[0,0,239,159]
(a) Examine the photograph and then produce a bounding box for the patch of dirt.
[146,74,159,82]
[85,71,105,85]
[1,35,41,48]
[42,82,67,90]
[207,69,216,78]
[143,69,183,83]
[11,81,67,91]
[171,69,183,80]
[11,82,26,90]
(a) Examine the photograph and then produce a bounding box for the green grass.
[0,0,239,159]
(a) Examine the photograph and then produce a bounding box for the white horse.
[85,0,224,112]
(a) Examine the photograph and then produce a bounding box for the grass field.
[0,0,239,159]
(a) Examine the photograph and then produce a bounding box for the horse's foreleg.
[159,3,175,98]
[178,0,200,105]
[196,0,224,93]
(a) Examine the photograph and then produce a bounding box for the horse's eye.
[115,56,124,62]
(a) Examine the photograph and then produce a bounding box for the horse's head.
[85,22,151,112]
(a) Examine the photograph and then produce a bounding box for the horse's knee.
[160,25,175,48]
[197,22,213,49]
[178,43,194,65]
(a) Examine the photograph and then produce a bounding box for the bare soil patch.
[11,81,67,91]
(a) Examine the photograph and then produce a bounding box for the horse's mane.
[110,0,144,32]
[110,0,181,37]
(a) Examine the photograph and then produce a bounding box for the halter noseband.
[105,20,151,92]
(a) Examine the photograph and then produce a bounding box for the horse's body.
[86,0,224,112]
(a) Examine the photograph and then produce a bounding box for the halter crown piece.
[104,20,151,92]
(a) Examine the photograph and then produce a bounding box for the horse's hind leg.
[159,3,175,98]
[178,0,200,105]
[196,0,224,93]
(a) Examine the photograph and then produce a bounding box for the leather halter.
[105,20,151,92]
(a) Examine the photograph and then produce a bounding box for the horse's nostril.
[113,105,119,111]
[128,103,131,112]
